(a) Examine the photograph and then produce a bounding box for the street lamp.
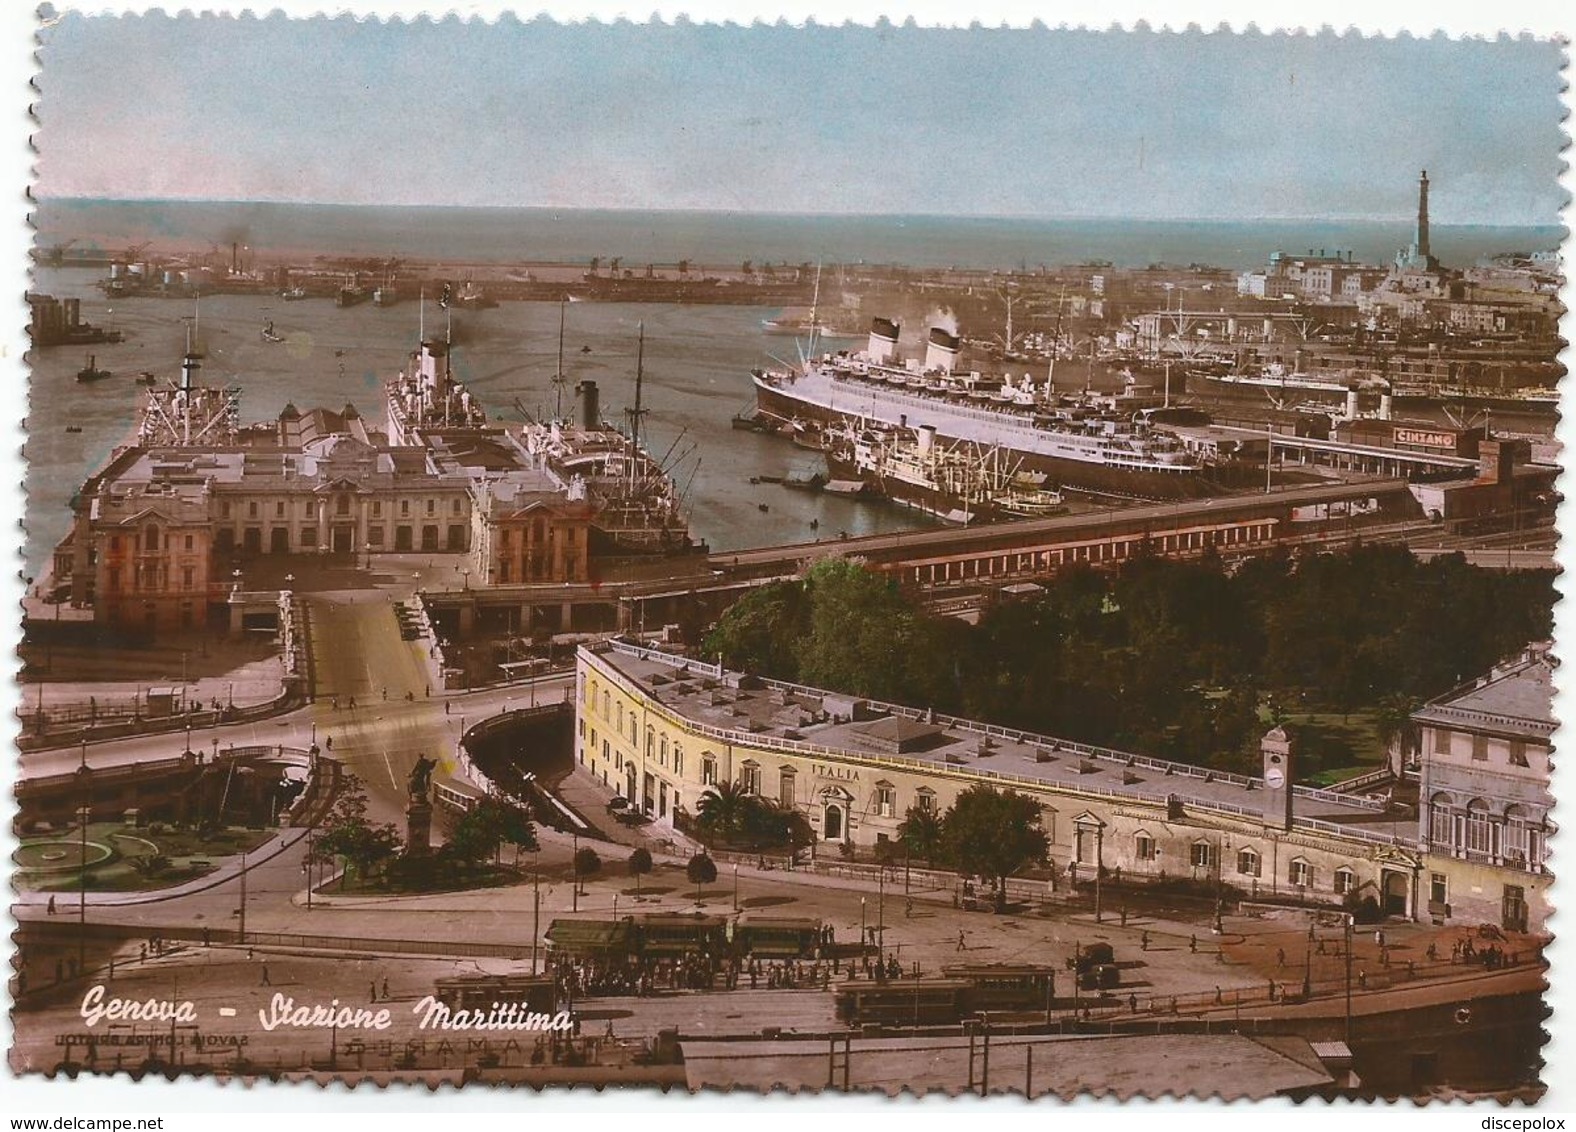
[732,863,739,911]
[860,896,867,963]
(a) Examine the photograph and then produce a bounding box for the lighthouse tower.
[1399,170,1440,271]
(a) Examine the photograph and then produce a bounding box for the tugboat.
[76,354,112,383]
[281,286,308,301]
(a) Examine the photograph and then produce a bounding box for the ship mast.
[625,322,648,496]
[553,298,567,422]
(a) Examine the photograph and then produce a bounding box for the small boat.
[134,371,157,386]
[261,320,284,343]
[580,345,592,354]
[281,287,308,301]
[76,354,111,382]
[64,425,82,433]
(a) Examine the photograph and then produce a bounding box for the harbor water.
[23,266,932,581]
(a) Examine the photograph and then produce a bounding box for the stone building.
[577,641,1430,918]
[1415,645,1554,933]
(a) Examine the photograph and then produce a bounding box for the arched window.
[645,726,655,758]
[1428,791,1455,847]
[701,753,718,786]
[659,735,668,766]
[672,745,683,776]
[1334,866,1356,895]
[1191,840,1217,870]
[1288,857,1313,888]
[1465,798,1493,856]
[1503,804,1531,866]
[915,787,937,814]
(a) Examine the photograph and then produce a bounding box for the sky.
[29,16,1572,224]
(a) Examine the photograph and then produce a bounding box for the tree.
[942,785,1049,912]
[316,773,403,888]
[897,804,945,868]
[695,781,755,846]
[573,846,602,894]
[627,847,653,898]
[686,852,718,904]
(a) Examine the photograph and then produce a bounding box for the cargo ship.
[751,318,1210,497]
[826,422,1067,525]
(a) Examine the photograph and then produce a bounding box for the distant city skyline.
[33,16,1565,225]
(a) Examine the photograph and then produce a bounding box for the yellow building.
[577,641,1433,918]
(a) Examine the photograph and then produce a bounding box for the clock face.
[1265,768,1285,789]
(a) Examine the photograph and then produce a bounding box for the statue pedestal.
[406,797,433,856]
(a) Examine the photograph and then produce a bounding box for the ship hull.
[755,378,1214,500]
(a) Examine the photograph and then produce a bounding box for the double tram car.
[433,973,554,1013]
[834,980,973,1027]
[940,963,1057,1012]
[432,776,487,815]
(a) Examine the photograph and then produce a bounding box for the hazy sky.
[33,15,1566,223]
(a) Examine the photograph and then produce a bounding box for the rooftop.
[1413,648,1556,742]
[593,642,1414,846]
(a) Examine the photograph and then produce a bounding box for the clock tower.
[1261,726,1294,830]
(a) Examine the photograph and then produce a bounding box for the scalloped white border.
[3,0,1572,1119]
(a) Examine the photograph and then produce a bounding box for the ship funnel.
[916,425,937,456]
[576,379,601,429]
[1379,393,1394,420]
[180,352,201,392]
[1345,387,1360,420]
[867,317,900,364]
[925,328,960,375]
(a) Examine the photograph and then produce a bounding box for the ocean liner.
[752,318,1209,496]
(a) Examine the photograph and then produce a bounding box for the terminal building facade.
[1413,645,1554,933]
[577,641,1448,924]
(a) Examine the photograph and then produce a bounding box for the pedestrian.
[325,735,333,749]
[1214,986,1222,1005]
[445,702,450,716]
[203,927,211,947]
[261,963,271,986]
[370,981,377,1002]
[1358,969,1367,989]
[382,687,388,701]
[905,897,913,918]
[46,895,55,916]
[108,957,114,979]
[957,931,966,952]
[349,696,356,709]
[1120,907,1128,927]
[1277,947,1286,968]
[332,696,339,711]
[1141,931,1149,952]
[1128,993,1137,1014]
[1426,942,1438,962]
[139,944,147,962]
[1308,922,1316,942]
[382,977,389,999]
[1189,934,1197,954]
[1374,928,1385,948]
[1268,979,1276,1001]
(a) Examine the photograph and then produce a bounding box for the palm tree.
[898,804,945,868]
[695,781,754,847]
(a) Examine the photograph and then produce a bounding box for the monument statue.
[408,754,437,800]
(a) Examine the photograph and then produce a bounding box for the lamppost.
[1344,912,1355,1046]
[76,738,90,976]
[572,831,580,913]
[860,896,867,962]
[877,865,886,967]
[732,863,739,912]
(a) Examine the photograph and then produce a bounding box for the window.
[369,525,385,546]
[1429,793,1454,848]
[401,500,411,517]
[702,755,717,786]
[874,782,896,819]
[1289,858,1312,888]
[590,728,597,749]
[181,566,194,591]
[220,502,231,520]
[1236,847,1260,877]
[248,502,258,519]
[276,502,286,517]
[184,534,193,551]
[578,718,585,738]
[1334,867,1355,895]
[144,525,159,551]
[1191,841,1216,870]
[916,788,937,814]
[337,494,350,516]
[1465,800,1493,856]
[426,499,436,516]
[1471,735,1488,762]
[602,739,610,764]
[1430,872,1448,906]
[1503,806,1531,866]
[673,746,683,775]
[1509,740,1529,768]
[645,727,655,757]
[779,768,796,807]
[452,499,463,515]
[1134,833,1157,862]
[659,736,669,766]
[372,501,382,518]
[586,678,596,708]
[601,690,610,719]
[616,703,623,730]
[740,760,761,795]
